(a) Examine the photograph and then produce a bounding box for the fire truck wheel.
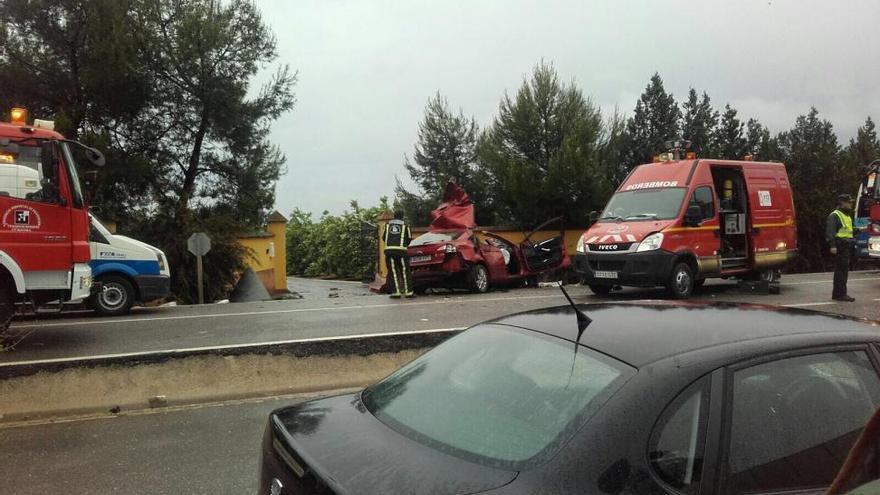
[0,277,13,332]
[467,264,490,293]
[667,262,695,299]
[588,284,613,296]
[91,275,135,316]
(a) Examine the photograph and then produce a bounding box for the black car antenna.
[557,282,592,342]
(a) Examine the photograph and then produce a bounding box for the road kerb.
[0,329,461,423]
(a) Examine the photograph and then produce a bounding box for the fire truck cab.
[0,108,104,337]
[574,156,798,298]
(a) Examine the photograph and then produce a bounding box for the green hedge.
[286,199,389,279]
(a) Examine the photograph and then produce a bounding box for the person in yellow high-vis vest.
[826,194,857,301]
[383,211,414,298]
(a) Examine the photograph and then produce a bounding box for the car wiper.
[599,215,622,221]
[625,213,659,220]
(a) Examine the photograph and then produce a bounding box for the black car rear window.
[362,324,634,470]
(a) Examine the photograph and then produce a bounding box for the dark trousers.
[833,239,853,298]
[385,251,413,296]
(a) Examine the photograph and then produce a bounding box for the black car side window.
[725,351,880,495]
[649,376,711,495]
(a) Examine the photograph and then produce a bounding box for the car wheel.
[467,264,490,293]
[667,262,695,299]
[588,284,613,296]
[91,275,135,316]
[0,277,14,333]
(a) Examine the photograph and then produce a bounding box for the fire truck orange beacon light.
[10,107,27,125]
[686,151,696,159]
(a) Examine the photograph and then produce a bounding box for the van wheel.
[467,264,490,293]
[91,275,135,316]
[667,262,695,299]
[588,284,613,296]
[0,278,14,333]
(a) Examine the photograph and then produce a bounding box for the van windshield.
[600,188,687,222]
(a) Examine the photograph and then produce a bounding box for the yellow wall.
[236,214,289,294]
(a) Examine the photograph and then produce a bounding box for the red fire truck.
[0,108,105,341]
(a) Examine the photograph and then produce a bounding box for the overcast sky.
[256,0,880,217]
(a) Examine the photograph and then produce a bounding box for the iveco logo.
[597,244,619,250]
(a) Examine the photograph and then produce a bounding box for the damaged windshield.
[600,188,687,222]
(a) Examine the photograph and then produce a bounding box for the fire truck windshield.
[599,187,687,222]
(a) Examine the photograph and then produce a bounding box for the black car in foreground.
[259,301,880,495]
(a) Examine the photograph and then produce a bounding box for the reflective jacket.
[384,219,411,251]
[826,209,854,244]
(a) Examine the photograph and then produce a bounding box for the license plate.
[410,255,431,263]
[594,270,618,279]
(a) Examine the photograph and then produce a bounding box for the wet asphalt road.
[4,271,880,364]
[3,272,880,494]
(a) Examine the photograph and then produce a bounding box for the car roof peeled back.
[489,302,880,368]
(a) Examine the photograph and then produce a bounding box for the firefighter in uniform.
[384,211,414,298]
[827,194,856,302]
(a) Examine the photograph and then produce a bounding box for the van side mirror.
[684,205,703,227]
[588,211,599,225]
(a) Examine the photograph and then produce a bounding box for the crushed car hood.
[271,394,516,495]
[429,182,475,231]
[583,219,675,244]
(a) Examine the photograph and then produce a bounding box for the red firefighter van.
[574,157,797,298]
[0,108,104,340]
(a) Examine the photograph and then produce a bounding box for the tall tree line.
[0,0,295,302]
[397,68,879,272]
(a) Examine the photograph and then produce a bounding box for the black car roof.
[488,301,880,367]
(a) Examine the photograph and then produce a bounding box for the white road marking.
[9,294,564,329]
[782,302,838,307]
[783,277,880,286]
[0,326,466,368]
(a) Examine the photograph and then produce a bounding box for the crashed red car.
[406,183,570,293]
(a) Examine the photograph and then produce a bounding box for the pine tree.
[745,118,776,160]
[477,61,611,227]
[618,73,680,181]
[394,93,490,225]
[776,108,842,270]
[680,89,718,157]
[846,117,880,170]
[714,104,748,159]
